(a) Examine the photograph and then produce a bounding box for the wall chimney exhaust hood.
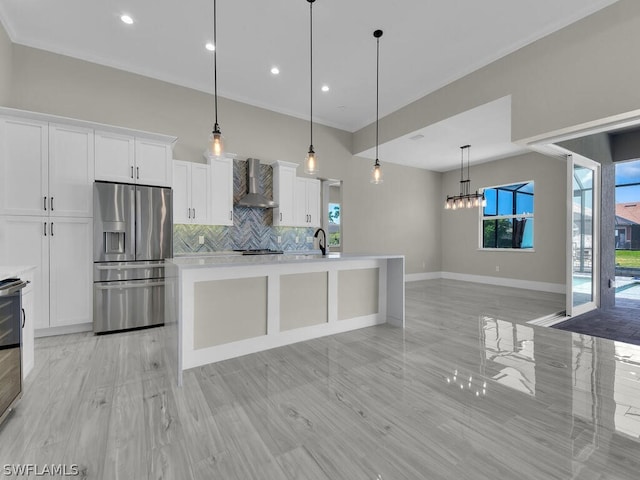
[236,158,278,208]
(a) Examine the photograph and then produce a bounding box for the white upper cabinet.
[173,160,211,224]
[0,117,48,216]
[273,161,298,227]
[135,138,173,187]
[295,177,321,227]
[94,131,135,184]
[95,131,173,187]
[210,155,234,226]
[0,118,94,217]
[48,124,95,217]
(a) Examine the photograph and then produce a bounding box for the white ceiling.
[0,0,619,170]
[357,96,530,172]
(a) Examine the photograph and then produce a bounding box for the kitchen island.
[165,253,404,384]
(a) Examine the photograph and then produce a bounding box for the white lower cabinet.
[0,216,93,333]
[20,271,34,379]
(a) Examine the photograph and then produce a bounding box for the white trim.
[405,271,564,294]
[440,271,565,294]
[405,272,442,282]
[35,322,92,338]
[527,312,568,327]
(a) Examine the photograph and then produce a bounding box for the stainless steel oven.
[0,278,29,426]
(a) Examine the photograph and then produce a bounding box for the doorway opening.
[614,159,640,306]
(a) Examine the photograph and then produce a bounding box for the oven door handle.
[95,281,166,290]
[0,280,30,296]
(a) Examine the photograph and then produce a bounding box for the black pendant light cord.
[374,30,382,164]
[309,0,314,149]
[213,0,219,129]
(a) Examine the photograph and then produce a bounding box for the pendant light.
[209,0,224,157]
[444,145,485,210]
[371,29,384,184]
[304,0,318,175]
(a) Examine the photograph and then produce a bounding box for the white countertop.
[167,253,404,269]
[0,265,36,281]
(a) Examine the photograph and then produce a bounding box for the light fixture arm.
[309,0,314,148]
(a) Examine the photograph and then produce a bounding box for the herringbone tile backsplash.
[174,160,316,254]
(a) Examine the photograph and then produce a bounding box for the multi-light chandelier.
[444,145,485,210]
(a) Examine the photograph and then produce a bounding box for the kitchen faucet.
[314,228,327,255]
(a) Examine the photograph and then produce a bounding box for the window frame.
[479,180,535,252]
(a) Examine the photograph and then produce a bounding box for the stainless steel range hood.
[236,158,278,208]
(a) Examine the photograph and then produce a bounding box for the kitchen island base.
[166,254,404,384]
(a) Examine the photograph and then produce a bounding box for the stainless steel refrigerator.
[93,181,172,333]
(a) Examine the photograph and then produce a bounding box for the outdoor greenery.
[615,249,640,268]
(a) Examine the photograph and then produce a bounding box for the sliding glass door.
[567,155,599,316]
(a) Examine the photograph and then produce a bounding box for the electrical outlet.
[495,265,500,272]
[277,236,282,244]
[198,235,205,245]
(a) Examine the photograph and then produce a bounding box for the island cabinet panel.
[193,276,267,349]
[280,272,328,331]
[337,268,379,320]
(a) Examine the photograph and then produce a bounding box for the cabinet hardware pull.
[50,197,54,211]
[187,208,191,219]
[44,196,47,211]
[51,222,54,236]
[21,308,25,328]
[136,167,140,179]
[193,208,196,219]
[280,212,282,221]
[131,166,134,178]
[43,222,47,236]
[229,211,233,221]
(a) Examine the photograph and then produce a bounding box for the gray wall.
[441,152,566,285]
[0,20,12,104]
[354,0,640,154]
[7,45,440,275]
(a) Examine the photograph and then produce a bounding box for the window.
[481,181,534,249]
[328,202,341,246]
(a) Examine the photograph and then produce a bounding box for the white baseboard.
[406,271,565,294]
[440,272,565,294]
[405,272,443,282]
[35,322,93,338]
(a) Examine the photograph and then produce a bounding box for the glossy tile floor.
[2,279,640,479]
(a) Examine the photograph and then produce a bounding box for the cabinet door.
[0,216,49,331]
[190,163,211,225]
[0,118,48,216]
[173,161,191,224]
[95,131,135,183]
[49,124,95,217]
[294,178,308,227]
[135,138,172,187]
[306,179,321,227]
[21,279,34,379]
[273,165,296,226]
[210,157,233,226]
[49,217,93,328]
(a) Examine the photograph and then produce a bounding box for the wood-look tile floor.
[2,279,640,479]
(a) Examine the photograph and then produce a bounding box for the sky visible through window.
[615,160,640,202]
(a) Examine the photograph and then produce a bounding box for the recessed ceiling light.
[120,14,134,25]
[409,134,425,141]
[270,66,280,75]
[321,85,330,92]
[205,42,215,52]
